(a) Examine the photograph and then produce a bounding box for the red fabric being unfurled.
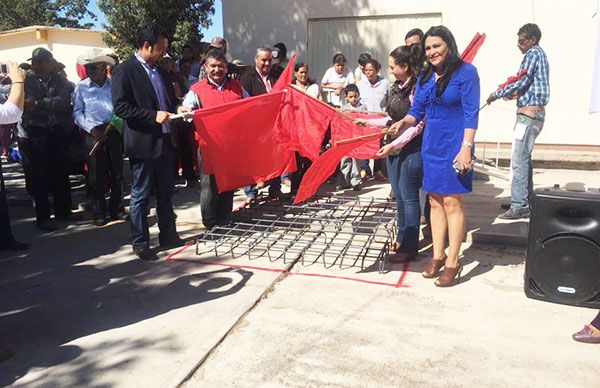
[460,33,486,64]
[274,86,336,161]
[293,132,383,204]
[271,54,295,93]
[192,91,296,192]
[188,69,383,194]
[496,68,528,91]
[331,112,385,159]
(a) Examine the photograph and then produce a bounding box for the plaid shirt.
[493,45,549,107]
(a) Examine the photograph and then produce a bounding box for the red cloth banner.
[496,68,528,91]
[274,86,336,160]
[192,91,296,192]
[331,112,385,159]
[460,33,486,64]
[272,54,295,93]
[293,133,384,204]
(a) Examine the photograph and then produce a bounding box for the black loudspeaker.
[525,184,600,307]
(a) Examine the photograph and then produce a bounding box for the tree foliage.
[97,0,214,59]
[0,0,96,31]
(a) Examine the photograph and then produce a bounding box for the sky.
[85,0,224,40]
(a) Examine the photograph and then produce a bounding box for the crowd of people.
[1,20,597,344]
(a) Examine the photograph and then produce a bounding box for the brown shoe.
[388,252,416,263]
[572,325,600,344]
[435,263,463,287]
[422,256,446,278]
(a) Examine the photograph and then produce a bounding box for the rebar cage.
[195,196,398,273]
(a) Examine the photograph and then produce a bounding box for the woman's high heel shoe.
[422,256,447,279]
[434,263,463,287]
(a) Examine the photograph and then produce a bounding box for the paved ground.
[1,160,599,387]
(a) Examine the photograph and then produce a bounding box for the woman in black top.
[375,45,424,262]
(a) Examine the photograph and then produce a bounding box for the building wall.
[222,0,600,148]
[0,28,110,83]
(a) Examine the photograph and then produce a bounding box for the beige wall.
[222,0,600,147]
[0,28,110,83]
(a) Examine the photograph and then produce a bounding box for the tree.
[0,0,96,32]
[97,0,214,59]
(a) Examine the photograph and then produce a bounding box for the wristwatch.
[461,141,473,148]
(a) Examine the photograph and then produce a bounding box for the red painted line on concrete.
[165,243,194,261]
[166,243,409,288]
[292,272,400,288]
[395,261,410,288]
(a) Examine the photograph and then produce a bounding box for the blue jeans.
[511,112,544,210]
[244,179,282,199]
[387,150,423,255]
[129,142,177,250]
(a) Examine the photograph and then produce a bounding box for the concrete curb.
[471,229,527,248]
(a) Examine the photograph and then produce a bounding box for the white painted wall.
[0,28,110,83]
[222,0,600,147]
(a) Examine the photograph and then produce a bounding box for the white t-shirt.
[354,67,365,83]
[291,82,321,99]
[321,67,354,107]
[357,76,389,112]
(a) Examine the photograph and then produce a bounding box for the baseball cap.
[210,36,227,49]
[28,47,53,62]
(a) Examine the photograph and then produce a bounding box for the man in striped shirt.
[487,23,550,220]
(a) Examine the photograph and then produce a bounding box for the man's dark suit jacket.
[240,68,280,97]
[112,55,178,159]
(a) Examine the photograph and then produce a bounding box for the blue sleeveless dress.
[408,63,480,194]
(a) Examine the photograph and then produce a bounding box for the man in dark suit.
[240,46,282,202]
[112,23,184,260]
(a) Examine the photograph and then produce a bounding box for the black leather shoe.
[108,210,127,221]
[0,239,30,251]
[134,247,158,261]
[37,219,58,232]
[159,236,185,250]
[93,215,107,226]
[56,212,83,222]
[0,344,15,362]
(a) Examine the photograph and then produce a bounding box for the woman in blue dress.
[389,26,480,287]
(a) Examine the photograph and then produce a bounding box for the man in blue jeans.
[112,23,184,260]
[487,23,549,220]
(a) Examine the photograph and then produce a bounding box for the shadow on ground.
[0,162,252,386]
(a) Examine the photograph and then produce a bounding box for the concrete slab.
[2,159,600,387]
[1,234,292,387]
[0,160,290,387]
[184,245,600,387]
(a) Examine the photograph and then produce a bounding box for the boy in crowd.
[337,84,365,191]
[342,84,366,111]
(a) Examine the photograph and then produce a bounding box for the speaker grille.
[531,234,600,304]
[527,278,545,297]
